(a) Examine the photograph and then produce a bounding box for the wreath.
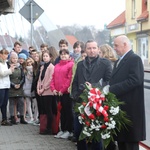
[74,83,131,148]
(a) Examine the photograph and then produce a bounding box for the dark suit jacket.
[72,56,112,100]
[109,50,146,142]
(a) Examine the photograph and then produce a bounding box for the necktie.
[116,58,121,67]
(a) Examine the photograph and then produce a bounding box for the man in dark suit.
[109,35,146,150]
[72,39,112,150]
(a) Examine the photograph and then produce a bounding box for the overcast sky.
[36,0,125,29]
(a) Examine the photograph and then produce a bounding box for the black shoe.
[40,129,52,135]
[10,116,18,125]
[20,116,28,124]
[1,120,12,126]
[71,136,77,142]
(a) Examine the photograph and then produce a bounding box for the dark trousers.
[74,114,102,150]
[35,92,41,118]
[0,89,9,120]
[40,95,57,130]
[118,142,139,150]
[60,94,73,132]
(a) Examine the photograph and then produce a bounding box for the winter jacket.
[9,64,25,98]
[0,59,12,89]
[50,59,74,94]
[23,66,33,97]
[37,62,54,96]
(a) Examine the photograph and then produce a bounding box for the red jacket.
[50,60,74,94]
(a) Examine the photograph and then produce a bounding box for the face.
[11,56,18,64]
[74,45,81,54]
[40,47,47,53]
[59,44,68,51]
[14,44,21,54]
[34,53,40,62]
[1,54,8,60]
[85,41,99,57]
[18,58,25,64]
[43,53,51,63]
[60,52,70,60]
[81,52,87,60]
[113,38,125,56]
[31,52,37,59]
[26,59,33,66]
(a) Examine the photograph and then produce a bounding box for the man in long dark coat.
[109,35,146,150]
[72,39,112,150]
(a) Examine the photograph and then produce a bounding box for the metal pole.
[30,0,33,46]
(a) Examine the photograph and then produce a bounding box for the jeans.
[0,89,9,120]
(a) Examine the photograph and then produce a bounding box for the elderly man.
[109,35,146,150]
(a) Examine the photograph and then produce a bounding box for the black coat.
[72,56,112,100]
[109,50,146,142]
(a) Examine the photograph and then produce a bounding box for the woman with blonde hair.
[23,57,35,123]
[99,44,117,67]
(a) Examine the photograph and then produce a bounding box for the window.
[131,0,136,19]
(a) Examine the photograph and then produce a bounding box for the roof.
[137,10,149,22]
[0,34,16,47]
[107,11,126,29]
[0,34,28,50]
[65,35,78,46]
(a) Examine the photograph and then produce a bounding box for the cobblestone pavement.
[0,123,76,150]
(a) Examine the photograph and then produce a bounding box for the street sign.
[19,0,44,23]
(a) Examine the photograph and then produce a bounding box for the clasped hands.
[53,90,63,96]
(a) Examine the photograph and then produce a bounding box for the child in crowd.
[47,46,59,65]
[0,49,15,126]
[37,50,57,134]
[81,49,87,60]
[50,49,74,139]
[99,44,117,68]
[18,53,28,121]
[54,39,68,65]
[31,51,43,126]
[8,52,27,124]
[23,57,35,123]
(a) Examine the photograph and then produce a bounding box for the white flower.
[103,85,110,95]
[101,132,111,139]
[109,106,119,115]
[83,130,91,137]
[78,116,83,124]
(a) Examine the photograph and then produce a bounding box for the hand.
[68,87,71,93]
[85,82,92,88]
[10,64,15,72]
[39,89,44,95]
[37,89,40,95]
[15,84,20,89]
[53,90,58,95]
[58,91,63,96]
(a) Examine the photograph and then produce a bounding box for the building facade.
[107,0,150,70]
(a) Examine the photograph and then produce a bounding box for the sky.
[36,0,125,29]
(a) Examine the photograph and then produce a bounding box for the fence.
[139,70,150,149]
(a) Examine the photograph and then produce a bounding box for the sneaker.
[60,131,72,139]
[33,120,40,126]
[1,120,12,126]
[27,118,34,124]
[54,131,64,138]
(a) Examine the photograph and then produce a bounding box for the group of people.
[0,35,146,150]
